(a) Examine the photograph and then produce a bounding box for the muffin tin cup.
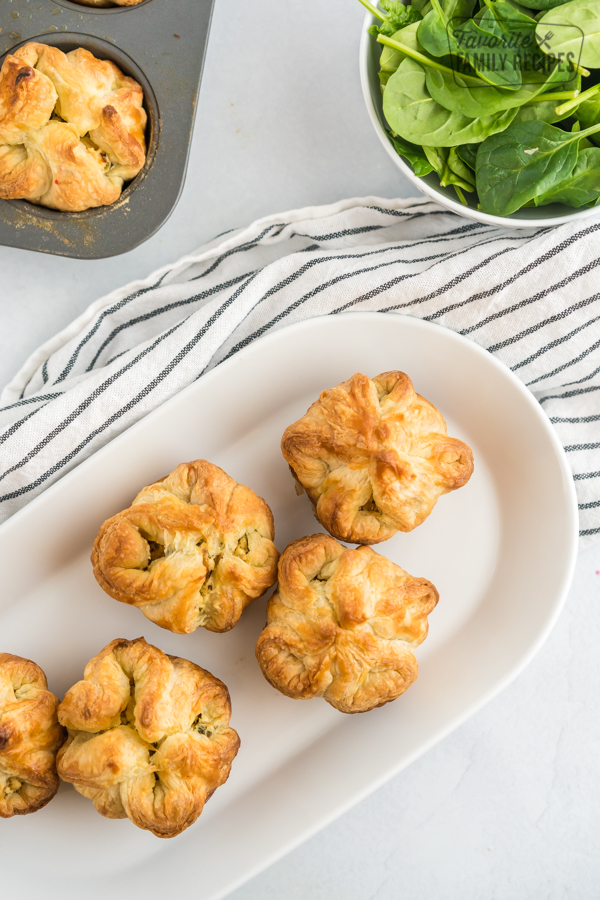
[0,0,215,258]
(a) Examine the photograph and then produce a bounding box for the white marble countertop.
[1,1,599,897]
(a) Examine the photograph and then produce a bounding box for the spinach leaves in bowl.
[359,0,600,214]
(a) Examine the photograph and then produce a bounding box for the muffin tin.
[0,0,215,258]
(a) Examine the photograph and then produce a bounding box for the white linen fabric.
[1,197,599,545]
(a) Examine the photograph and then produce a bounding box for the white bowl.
[359,10,600,228]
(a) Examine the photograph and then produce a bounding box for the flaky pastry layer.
[256,534,438,714]
[0,653,64,818]
[0,42,146,211]
[57,638,240,838]
[92,459,279,634]
[282,371,474,544]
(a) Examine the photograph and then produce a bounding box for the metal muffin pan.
[0,0,215,258]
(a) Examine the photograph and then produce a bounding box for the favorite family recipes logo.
[446,16,584,85]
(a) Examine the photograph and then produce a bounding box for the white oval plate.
[0,313,578,900]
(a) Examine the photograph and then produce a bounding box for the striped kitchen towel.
[1,196,599,546]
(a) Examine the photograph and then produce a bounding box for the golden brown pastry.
[282,371,474,544]
[0,42,146,211]
[0,653,64,818]
[255,534,438,714]
[76,1,143,6]
[92,460,279,634]
[57,638,240,838]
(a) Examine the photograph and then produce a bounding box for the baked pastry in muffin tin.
[57,638,240,838]
[0,43,146,212]
[0,653,64,818]
[256,534,438,714]
[92,460,279,634]
[282,371,474,544]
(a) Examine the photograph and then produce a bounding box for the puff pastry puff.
[0,42,146,211]
[57,638,240,838]
[0,653,64,818]
[281,371,474,544]
[256,534,438,714]
[92,460,279,634]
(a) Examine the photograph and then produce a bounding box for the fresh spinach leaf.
[418,7,459,57]
[482,0,539,26]
[534,146,600,204]
[512,97,573,122]
[454,2,552,90]
[476,118,600,214]
[423,144,450,174]
[451,14,526,89]
[576,94,600,129]
[383,57,518,145]
[388,131,436,174]
[570,119,594,150]
[478,0,544,65]
[369,0,423,37]
[418,0,477,58]
[536,0,600,68]
[446,146,477,184]
[423,145,473,201]
[518,0,568,8]
[420,0,543,89]
[424,60,566,118]
[379,21,423,74]
[503,0,542,13]
[457,142,479,167]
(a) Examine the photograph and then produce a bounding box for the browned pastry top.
[281,371,474,544]
[57,637,240,838]
[0,653,64,818]
[255,534,438,714]
[0,42,146,211]
[92,460,279,634]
